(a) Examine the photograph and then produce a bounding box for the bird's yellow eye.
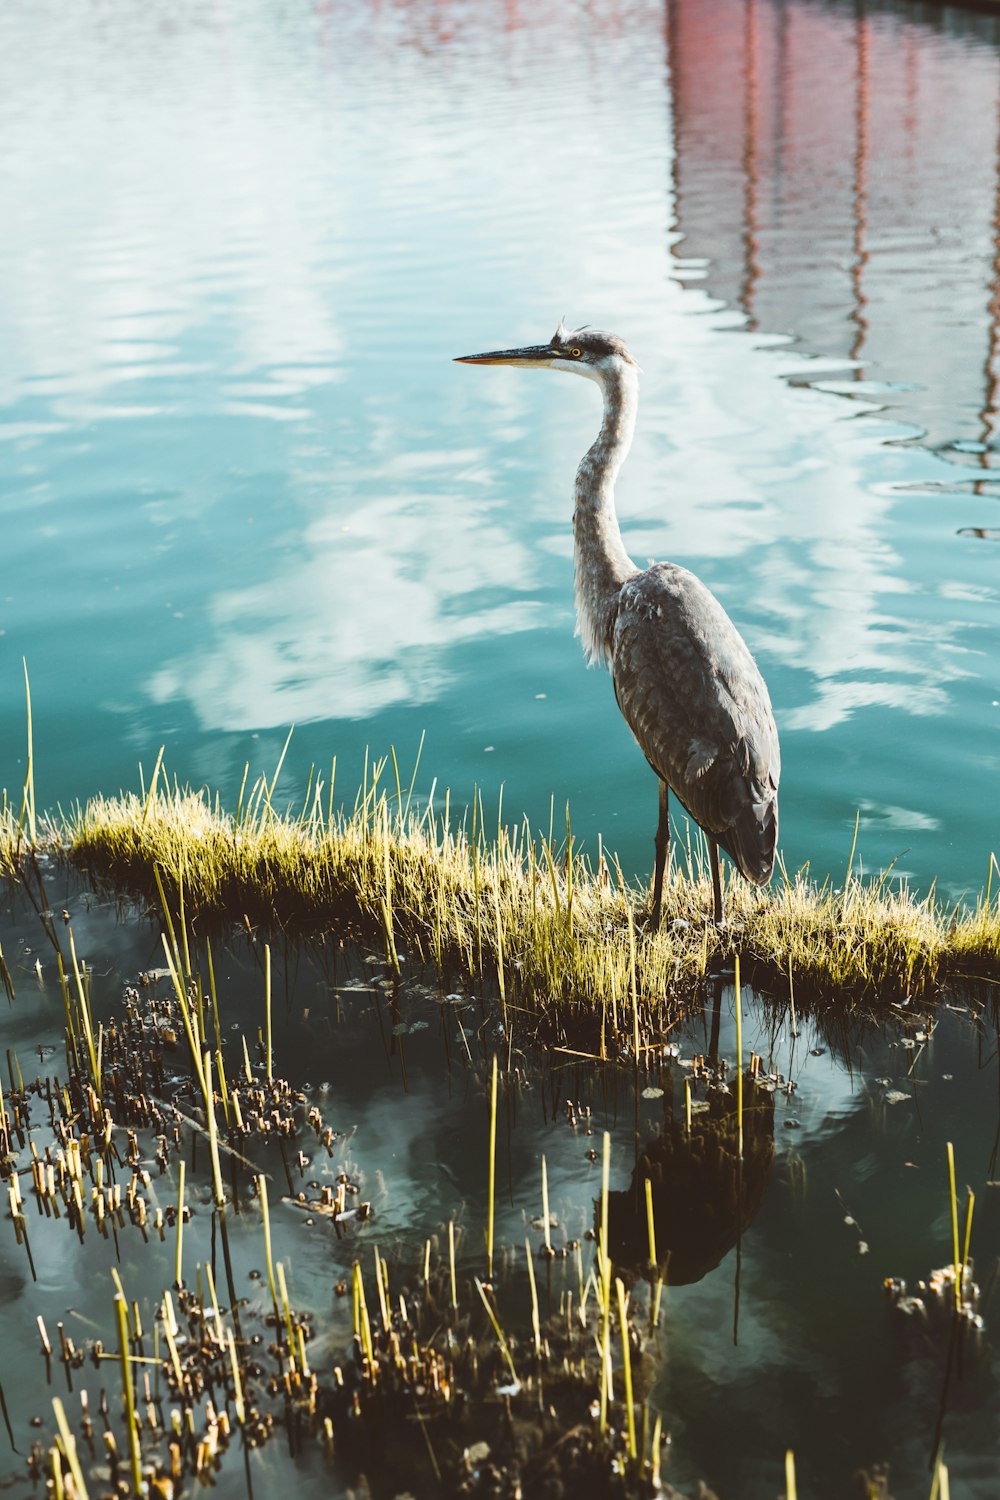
[571,347,582,358]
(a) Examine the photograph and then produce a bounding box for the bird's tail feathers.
[722,794,778,886]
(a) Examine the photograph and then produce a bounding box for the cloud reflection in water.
[148,486,539,729]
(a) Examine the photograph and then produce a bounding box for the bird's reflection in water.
[604,990,776,1286]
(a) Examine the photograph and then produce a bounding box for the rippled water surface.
[2,886,999,1499]
[3,3,1000,1494]
[2,0,999,897]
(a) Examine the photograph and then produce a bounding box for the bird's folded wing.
[611,564,780,882]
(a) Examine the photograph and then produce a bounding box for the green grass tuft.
[4,763,1000,1009]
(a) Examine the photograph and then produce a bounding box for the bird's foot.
[640,902,663,934]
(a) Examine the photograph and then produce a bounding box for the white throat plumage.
[571,356,641,666]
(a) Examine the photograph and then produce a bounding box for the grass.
[3,754,1000,1011]
[2,829,970,1498]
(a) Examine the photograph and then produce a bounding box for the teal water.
[2,0,999,900]
[1,885,998,1498]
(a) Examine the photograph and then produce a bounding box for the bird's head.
[455,321,638,382]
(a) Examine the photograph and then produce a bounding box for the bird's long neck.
[573,362,640,666]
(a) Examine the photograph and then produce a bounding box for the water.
[3,0,1000,1493]
[1,0,999,899]
[1,883,998,1497]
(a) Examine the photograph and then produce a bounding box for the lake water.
[2,0,999,900]
[1,882,999,1499]
[3,1,1000,1496]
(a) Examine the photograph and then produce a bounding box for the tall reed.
[486,1054,498,1279]
[9,744,1000,1007]
[946,1142,960,1309]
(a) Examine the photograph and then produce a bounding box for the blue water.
[2,0,999,899]
[1,887,997,1499]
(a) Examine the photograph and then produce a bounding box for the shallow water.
[2,883,999,1497]
[1,0,999,900]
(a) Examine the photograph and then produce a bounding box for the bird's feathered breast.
[611,563,780,882]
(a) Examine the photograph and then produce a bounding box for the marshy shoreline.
[0,759,987,1500]
[5,757,1000,1018]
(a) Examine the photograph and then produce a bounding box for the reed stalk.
[264,944,272,1081]
[110,1269,132,1335]
[628,904,639,1059]
[598,1131,612,1434]
[448,1219,458,1312]
[257,1176,280,1319]
[373,1246,390,1331]
[67,929,100,1098]
[0,940,14,1003]
[51,1445,65,1500]
[381,801,400,973]
[206,937,222,1054]
[962,1191,975,1295]
[785,1449,797,1500]
[216,1047,231,1130]
[52,1398,89,1500]
[525,1238,541,1356]
[946,1143,960,1310]
[114,1294,143,1494]
[493,864,506,1014]
[615,1277,637,1460]
[474,1277,518,1388]
[20,660,36,848]
[486,1053,498,1279]
[353,1262,374,1366]
[652,1273,664,1330]
[204,1262,224,1345]
[541,1154,552,1257]
[164,1332,184,1396]
[174,1161,185,1287]
[276,1262,296,1355]
[203,1052,225,1211]
[651,1413,662,1487]
[160,935,207,1099]
[227,1329,246,1425]
[139,745,165,827]
[930,1457,950,1500]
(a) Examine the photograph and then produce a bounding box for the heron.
[455,321,780,928]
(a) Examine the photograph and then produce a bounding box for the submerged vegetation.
[0,851,814,1500]
[0,899,917,1500]
[0,712,984,1497]
[4,743,1000,1011]
[3,914,688,1499]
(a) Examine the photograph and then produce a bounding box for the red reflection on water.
[667,0,1000,463]
[741,0,762,331]
[980,77,1000,492]
[849,6,869,371]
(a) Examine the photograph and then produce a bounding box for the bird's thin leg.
[650,780,669,929]
[709,839,723,927]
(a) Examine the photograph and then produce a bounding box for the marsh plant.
[3,749,998,1016]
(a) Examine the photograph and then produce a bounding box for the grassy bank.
[4,760,1000,1010]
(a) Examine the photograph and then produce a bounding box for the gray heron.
[455,322,780,927]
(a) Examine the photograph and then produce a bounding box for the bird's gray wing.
[611,563,780,884]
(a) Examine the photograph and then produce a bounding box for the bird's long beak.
[454,344,555,367]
